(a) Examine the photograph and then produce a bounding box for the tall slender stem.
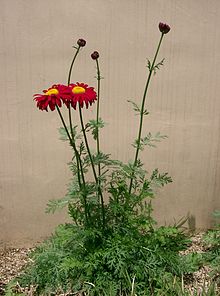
[67,45,82,183]
[95,59,101,178]
[56,106,82,185]
[67,45,80,149]
[66,45,90,225]
[95,59,102,223]
[78,105,106,227]
[67,46,80,86]
[129,33,164,193]
[56,105,88,225]
[56,105,73,145]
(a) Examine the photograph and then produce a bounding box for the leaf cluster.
[127,100,149,116]
[147,58,165,75]
[86,118,105,140]
[18,223,191,296]
[202,226,220,282]
[133,132,167,150]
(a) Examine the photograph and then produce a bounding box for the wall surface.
[1,0,220,246]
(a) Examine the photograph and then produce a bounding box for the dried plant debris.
[180,232,219,295]
[0,247,33,295]
[181,232,206,255]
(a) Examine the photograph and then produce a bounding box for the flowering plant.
[34,23,171,230]
[22,22,189,295]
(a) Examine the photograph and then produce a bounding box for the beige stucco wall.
[1,0,220,246]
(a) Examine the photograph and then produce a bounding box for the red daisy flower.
[67,83,97,109]
[34,84,70,111]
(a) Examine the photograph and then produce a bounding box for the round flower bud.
[159,22,170,34]
[91,51,99,60]
[77,38,86,47]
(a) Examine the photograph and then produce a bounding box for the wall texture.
[1,0,220,246]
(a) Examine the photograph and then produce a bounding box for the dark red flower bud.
[91,51,99,60]
[159,22,170,34]
[77,38,86,47]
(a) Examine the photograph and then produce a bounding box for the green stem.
[94,59,103,226]
[79,107,98,181]
[67,45,81,184]
[68,106,75,145]
[56,105,73,145]
[56,106,83,185]
[78,105,106,227]
[67,45,81,140]
[66,45,90,225]
[67,45,80,152]
[56,105,89,225]
[129,33,164,193]
[95,60,101,180]
[67,46,80,86]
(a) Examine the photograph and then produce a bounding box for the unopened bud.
[159,22,170,34]
[91,51,99,60]
[77,38,86,47]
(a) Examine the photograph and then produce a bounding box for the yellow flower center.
[72,86,86,94]
[45,88,59,96]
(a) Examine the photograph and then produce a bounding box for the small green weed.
[202,211,220,285]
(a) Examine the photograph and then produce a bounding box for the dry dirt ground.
[0,233,219,295]
[179,233,215,294]
[0,247,33,295]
